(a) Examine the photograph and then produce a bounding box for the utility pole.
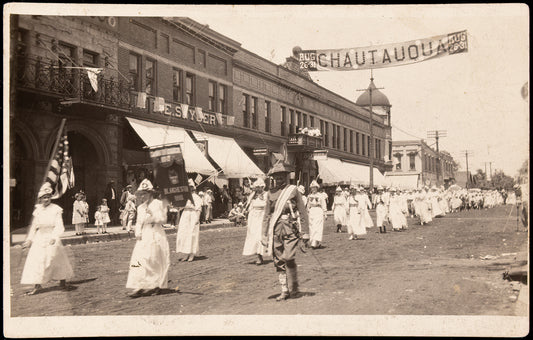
[357,69,384,190]
[461,150,473,188]
[427,130,447,186]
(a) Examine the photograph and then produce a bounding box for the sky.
[6,4,529,177]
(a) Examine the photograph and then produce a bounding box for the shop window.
[145,58,155,95]
[173,68,182,102]
[185,73,195,105]
[265,101,271,133]
[281,106,287,136]
[129,53,140,91]
[208,81,216,111]
[218,84,226,114]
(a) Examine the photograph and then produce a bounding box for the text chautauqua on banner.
[299,30,468,71]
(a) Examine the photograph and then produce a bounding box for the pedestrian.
[176,179,203,262]
[20,183,74,295]
[261,162,309,301]
[204,189,214,223]
[306,180,327,248]
[332,186,348,233]
[105,180,118,225]
[72,191,88,235]
[356,187,374,229]
[95,198,111,234]
[221,184,232,217]
[120,185,135,229]
[198,191,206,223]
[242,178,267,265]
[347,185,365,240]
[375,186,389,233]
[126,179,170,298]
[124,194,137,232]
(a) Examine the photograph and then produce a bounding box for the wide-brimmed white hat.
[38,182,54,198]
[188,178,196,189]
[252,178,266,188]
[136,179,155,193]
[309,180,320,188]
[335,186,342,192]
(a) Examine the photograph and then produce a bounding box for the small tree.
[491,169,515,191]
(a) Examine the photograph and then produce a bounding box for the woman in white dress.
[417,188,433,225]
[21,183,74,295]
[429,187,444,217]
[176,179,203,262]
[332,186,348,233]
[72,191,87,235]
[242,178,267,264]
[306,180,327,248]
[388,188,405,231]
[126,179,170,298]
[347,185,366,240]
[375,186,389,233]
[356,187,374,229]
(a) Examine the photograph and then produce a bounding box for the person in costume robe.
[242,178,268,265]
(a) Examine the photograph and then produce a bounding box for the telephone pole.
[461,150,473,188]
[357,69,384,190]
[427,130,447,186]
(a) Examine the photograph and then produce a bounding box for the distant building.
[385,140,456,189]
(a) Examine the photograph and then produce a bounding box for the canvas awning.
[126,117,217,175]
[341,161,387,187]
[317,158,386,186]
[190,130,265,178]
[384,173,420,190]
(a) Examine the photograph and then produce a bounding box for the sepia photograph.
[3,3,529,337]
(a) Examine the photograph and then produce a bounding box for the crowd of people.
[19,166,523,301]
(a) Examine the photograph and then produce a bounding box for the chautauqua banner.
[298,30,468,71]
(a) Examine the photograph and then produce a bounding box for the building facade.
[385,140,456,189]
[10,15,392,228]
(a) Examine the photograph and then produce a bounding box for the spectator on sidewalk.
[228,202,246,227]
[95,198,111,234]
[72,191,88,235]
[105,181,118,225]
[204,189,214,223]
[123,194,137,232]
[221,185,232,217]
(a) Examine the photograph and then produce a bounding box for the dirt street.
[8,205,528,317]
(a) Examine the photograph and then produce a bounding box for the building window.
[303,113,308,129]
[332,124,336,149]
[281,106,287,136]
[172,69,182,102]
[361,134,365,156]
[367,136,371,158]
[350,131,354,153]
[128,53,140,91]
[389,141,392,162]
[185,73,195,105]
[83,50,98,67]
[324,122,329,147]
[289,109,295,134]
[343,128,348,151]
[296,111,302,132]
[395,153,403,170]
[265,101,271,133]
[251,97,258,129]
[208,81,216,111]
[409,153,416,170]
[337,126,342,150]
[356,132,360,154]
[310,116,315,129]
[242,94,249,128]
[218,84,226,113]
[145,58,155,95]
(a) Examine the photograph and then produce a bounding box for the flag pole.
[37,118,67,201]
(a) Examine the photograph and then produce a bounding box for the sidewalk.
[10,218,237,247]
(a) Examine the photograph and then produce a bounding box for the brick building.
[9,16,392,227]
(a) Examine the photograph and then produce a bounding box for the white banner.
[299,30,468,71]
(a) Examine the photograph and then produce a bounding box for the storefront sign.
[150,145,191,208]
[299,30,468,71]
[253,148,269,156]
[312,150,328,160]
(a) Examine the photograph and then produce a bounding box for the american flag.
[43,133,75,199]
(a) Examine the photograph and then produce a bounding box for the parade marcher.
[176,179,203,262]
[126,179,170,298]
[356,187,374,229]
[429,186,444,218]
[105,180,118,225]
[123,194,137,232]
[261,162,309,301]
[72,191,88,235]
[332,186,348,233]
[347,185,365,240]
[94,198,111,234]
[375,186,389,233]
[306,180,327,248]
[21,183,74,295]
[242,178,268,265]
[416,188,433,225]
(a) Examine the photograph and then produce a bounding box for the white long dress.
[307,192,326,243]
[126,199,170,290]
[388,195,405,230]
[429,192,444,217]
[417,192,433,224]
[356,193,374,228]
[242,193,267,256]
[332,194,348,226]
[375,193,389,227]
[21,203,74,285]
[176,193,202,255]
[347,196,366,236]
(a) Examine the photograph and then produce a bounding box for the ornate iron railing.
[14,53,131,109]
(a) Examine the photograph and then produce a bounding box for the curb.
[10,222,239,247]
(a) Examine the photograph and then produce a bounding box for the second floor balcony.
[14,53,131,110]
